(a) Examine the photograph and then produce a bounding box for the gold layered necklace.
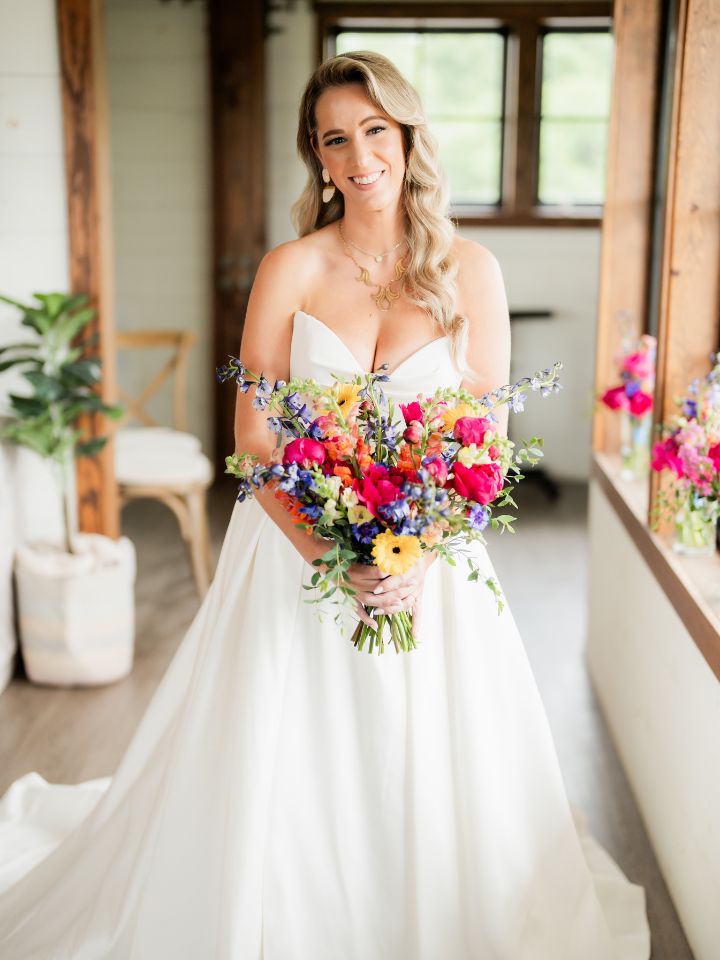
[338,220,408,311]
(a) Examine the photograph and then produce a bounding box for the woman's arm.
[232,242,328,568]
[233,244,384,629]
[456,239,512,439]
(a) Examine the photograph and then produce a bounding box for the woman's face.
[313,83,406,213]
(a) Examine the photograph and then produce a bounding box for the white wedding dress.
[0,308,651,959]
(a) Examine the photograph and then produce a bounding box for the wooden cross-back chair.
[114,330,214,597]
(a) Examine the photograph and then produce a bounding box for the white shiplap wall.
[0,0,70,692]
[265,2,601,480]
[104,0,213,452]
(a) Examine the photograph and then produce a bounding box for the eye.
[368,125,386,135]
[325,136,345,147]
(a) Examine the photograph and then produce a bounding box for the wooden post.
[592,0,662,457]
[649,0,720,535]
[56,0,119,537]
[209,0,267,470]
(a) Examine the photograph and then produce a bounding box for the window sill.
[591,451,720,681]
[451,206,602,228]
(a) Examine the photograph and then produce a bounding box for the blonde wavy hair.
[291,50,475,379]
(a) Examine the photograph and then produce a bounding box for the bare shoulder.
[452,236,505,313]
[256,224,338,289]
[240,228,336,379]
[450,235,511,396]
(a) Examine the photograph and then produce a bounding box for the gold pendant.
[356,266,374,287]
[375,285,401,310]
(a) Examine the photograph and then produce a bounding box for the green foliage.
[0,291,123,465]
[0,292,123,552]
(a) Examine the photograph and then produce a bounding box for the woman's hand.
[303,540,386,630]
[368,551,438,641]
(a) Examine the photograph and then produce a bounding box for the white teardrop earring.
[321,167,336,203]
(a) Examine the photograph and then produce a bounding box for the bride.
[0,50,651,959]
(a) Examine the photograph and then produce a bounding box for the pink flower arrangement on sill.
[650,352,720,556]
[600,334,657,418]
[599,333,657,480]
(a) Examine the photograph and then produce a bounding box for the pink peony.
[623,351,654,381]
[629,391,653,417]
[450,462,504,505]
[453,416,493,446]
[399,401,424,425]
[601,386,630,411]
[283,438,326,466]
[353,464,405,519]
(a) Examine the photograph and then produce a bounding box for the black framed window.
[318,3,614,227]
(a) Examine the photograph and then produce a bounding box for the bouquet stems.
[350,609,416,654]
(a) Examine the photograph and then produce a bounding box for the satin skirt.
[0,498,651,959]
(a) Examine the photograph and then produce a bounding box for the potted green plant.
[0,291,136,686]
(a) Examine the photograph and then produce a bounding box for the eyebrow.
[321,115,386,139]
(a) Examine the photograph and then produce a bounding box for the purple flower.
[299,503,323,521]
[351,520,381,545]
[378,498,410,524]
[468,504,490,531]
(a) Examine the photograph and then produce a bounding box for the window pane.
[432,119,502,204]
[538,119,608,205]
[335,31,504,204]
[538,31,613,205]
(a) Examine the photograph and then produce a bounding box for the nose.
[348,135,373,170]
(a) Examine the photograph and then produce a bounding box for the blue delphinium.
[468,503,490,532]
[350,520,381,545]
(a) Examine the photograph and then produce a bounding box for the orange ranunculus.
[325,433,356,460]
[333,464,354,487]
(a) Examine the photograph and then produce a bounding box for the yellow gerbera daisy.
[332,383,363,418]
[371,530,422,576]
[440,401,475,432]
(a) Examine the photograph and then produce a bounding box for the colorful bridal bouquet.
[599,333,657,479]
[216,356,562,654]
[650,352,720,556]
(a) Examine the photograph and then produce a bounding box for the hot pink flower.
[354,464,405,518]
[283,438,326,466]
[601,386,630,411]
[399,401,424,425]
[651,438,684,477]
[623,351,654,381]
[708,442,720,471]
[449,462,504,505]
[403,420,423,445]
[629,391,653,417]
[425,457,448,485]
[453,416,493,446]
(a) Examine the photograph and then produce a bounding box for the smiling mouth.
[349,170,385,185]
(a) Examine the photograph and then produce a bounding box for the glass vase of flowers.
[650,352,720,557]
[599,333,656,481]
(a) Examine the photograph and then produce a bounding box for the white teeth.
[351,171,383,185]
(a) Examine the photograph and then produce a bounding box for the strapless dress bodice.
[290,309,462,402]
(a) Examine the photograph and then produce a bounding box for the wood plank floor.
[0,480,694,958]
